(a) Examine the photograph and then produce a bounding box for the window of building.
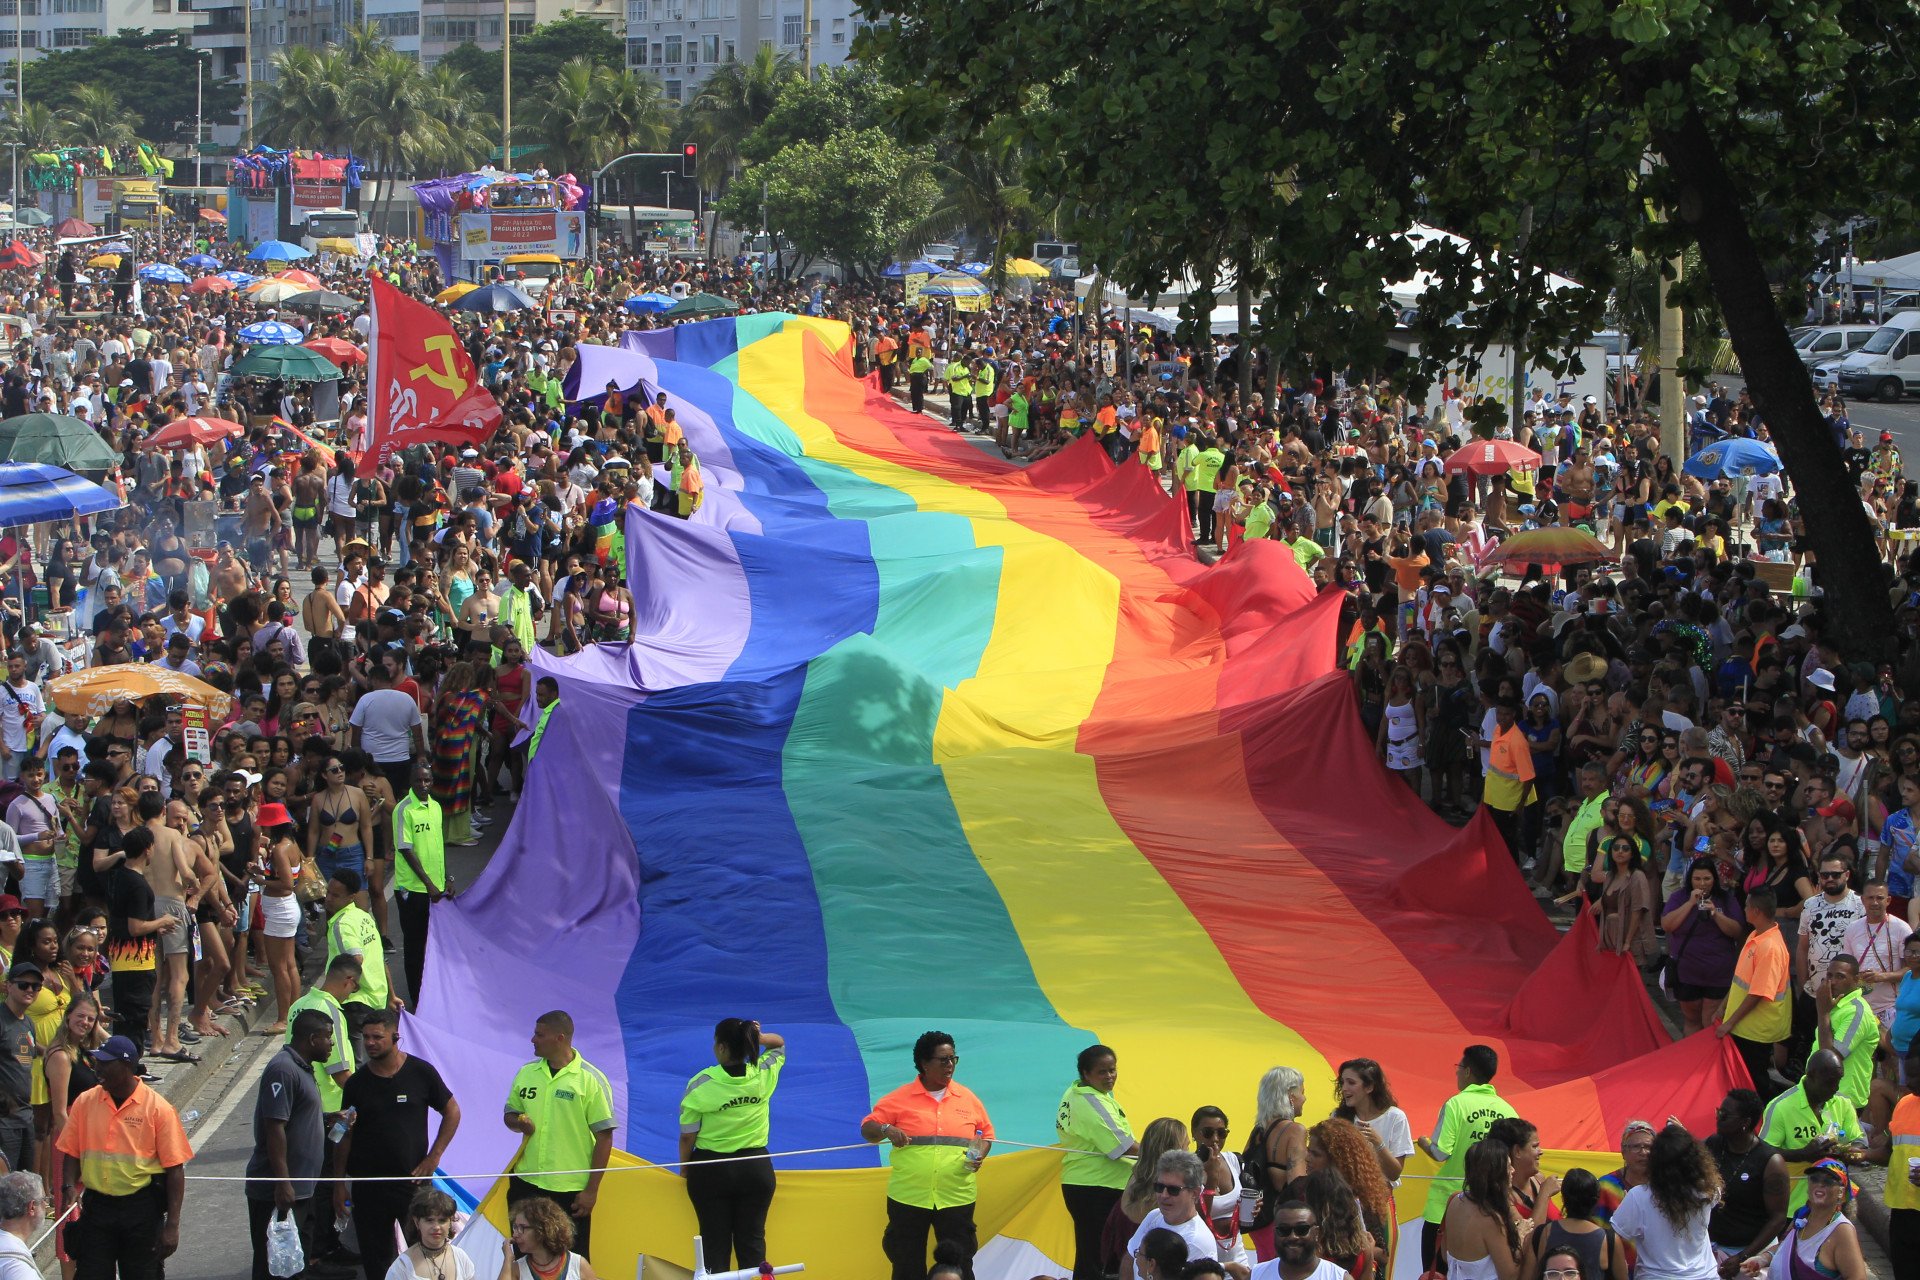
[722,38,733,60]
[374,11,417,35]
[626,0,642,21]
[662,33,680,61]
[701,33,718,61]
[51,0,101,12]
[780,11,799,43]
[482,17,499,36]
[649,39,661,62]
[508,16,531,33]
[700,0,714,15]
[664,0,681,18]
[663,77,681,101]
[758,0,769,16]
[152,0,170,11]
[684,40,696,65]
[51,25,94,44]
[831,15,842,41]
[626,36,645,63]
[0,0,41,14]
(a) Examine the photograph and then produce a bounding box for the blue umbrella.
[181,253,221,269]
[217,270,258,287]
[622,293,675,315]
[247,240,312,262]
[453,282,537,313]
[138,264,189,284]
[238,320,305,345]
[881,259,943,278]
[101,241,132,254]
[0,461,120,528]
[955,261,990,276]
[1683,437,1782,479]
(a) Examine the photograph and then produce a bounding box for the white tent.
[1832,250,1920,293]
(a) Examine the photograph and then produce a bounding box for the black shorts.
[1672,979,1731,1003]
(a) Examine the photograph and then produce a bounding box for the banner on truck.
[456,210,586,260]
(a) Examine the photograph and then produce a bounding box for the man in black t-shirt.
[334,1008,458,1280]
[104,826,163,1047]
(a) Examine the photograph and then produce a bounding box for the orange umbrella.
[142,416,245,449]
[187,275,234,295]
[303,336,365,367]
[271,269,323,289]
[198,209,226,224]
[47,666,231,721]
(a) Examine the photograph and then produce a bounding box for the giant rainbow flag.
[406,314,1743,1279]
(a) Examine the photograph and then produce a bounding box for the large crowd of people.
[0,213,1904,1280]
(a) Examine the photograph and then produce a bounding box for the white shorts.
[260,893,300,940]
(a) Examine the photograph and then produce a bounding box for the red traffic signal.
[681,143,698,177]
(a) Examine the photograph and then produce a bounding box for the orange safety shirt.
[56,1081,193,1196]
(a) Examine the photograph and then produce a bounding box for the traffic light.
[681,143,698,177]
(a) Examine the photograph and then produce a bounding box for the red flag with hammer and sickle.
[363,273,500,463]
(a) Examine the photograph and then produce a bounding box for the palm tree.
[256,45,356,156]
[60,86,137,151]
[912,129,1050,283]
[531,60,673,177]
[415,62,495,175]
[347,48,435,230]
[685,46,796,253]
[1,102,62,154]
[593,66,674,167]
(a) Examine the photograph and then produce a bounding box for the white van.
[1794,323,1878,366]
[1825,312,1920,401]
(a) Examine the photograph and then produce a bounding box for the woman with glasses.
[1616,727,1668,801]
[1609,1125,1721,1280]
[305,753,373,891]
[1057,1044,1139,1280]
[1741,1158,1867,1280]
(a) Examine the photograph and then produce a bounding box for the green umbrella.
[0,413,119,472]
[230,345,342,382]
[663,291,740,319]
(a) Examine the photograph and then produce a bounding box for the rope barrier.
[29,1198,80,1251]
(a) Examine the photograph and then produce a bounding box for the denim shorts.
[17,857,55,904]
[317,843,366,884]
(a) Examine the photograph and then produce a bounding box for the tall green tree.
[715,125,935,276]
[739,63,898,163]
[913,128,1050,283]
[528,59,672,175]
[863,0,1918,659]
[59,85,137,151]
[685,45,798,252]
[20,31,241,145]
[0,103,62,154]
[437,15,626,126]
[255,44,358,157]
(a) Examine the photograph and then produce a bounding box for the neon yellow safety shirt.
[1056,1083,1135,1189]
[327,902,391,1011]
[528,701,558,763]
[506,1051,618,1193]
[391,792,446,895]
[1759,1081,1862,1213]
[286,987,355,1112]
[1825,986,1880,1110]
[974,364,996,397]
[948,367,974,398]
[863,1077,994,1209]
[680,1046,785,1152]
[1887,1093,1920,1212]
[1422,1082,1518,1221]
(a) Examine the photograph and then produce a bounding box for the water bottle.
[965,1126,987,1168]
[327,1106,356,1145]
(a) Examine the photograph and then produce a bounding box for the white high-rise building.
[623,0,866,104]
[0,0,202,67]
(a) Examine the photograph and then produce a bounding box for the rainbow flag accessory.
[407,314,1742,1278]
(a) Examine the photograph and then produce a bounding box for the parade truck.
[413,170,589,286]
[226,149,369,252]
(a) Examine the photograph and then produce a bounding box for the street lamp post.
[660,169,673,252]
[194,50,209,191]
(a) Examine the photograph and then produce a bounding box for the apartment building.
[0,0,200,63]
[623,0,861,103]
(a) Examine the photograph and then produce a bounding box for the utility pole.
[801,0,811,78]
[243,0,254,147]
[501,0,512,166]
[194,50,208,191]
[1659,255,1685,464]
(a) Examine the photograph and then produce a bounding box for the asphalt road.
[165,817,507,1279]
[1715,373,1920,455]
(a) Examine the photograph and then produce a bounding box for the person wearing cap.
[57,1033,193,1279]
[245,1007,333,1280]
[1740,1156,1867,1280]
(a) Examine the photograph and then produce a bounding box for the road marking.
[185,1033,279,1143]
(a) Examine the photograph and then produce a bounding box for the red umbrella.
[141,417,245,450]
[1443,439,1541,476]
[52,217,94,237]
[198,209,226,224]
[303,336,365,367]
[187,275,234,295]
[270,269,323,289]
[1484,526,1614,572]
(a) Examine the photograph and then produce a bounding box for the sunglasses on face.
[1273,1223,1316,1238]
[1153,1183,1190,1197]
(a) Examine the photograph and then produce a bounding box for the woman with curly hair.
[1308,1119,1394,1274]
[1442,1138,1522,1280]
[1302,1166,1377,1280]
[1487,1117,1562,1245]
[1608,1124,1721,1280]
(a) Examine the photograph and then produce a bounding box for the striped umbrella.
[917,271,990,299]
[0,461,120,527]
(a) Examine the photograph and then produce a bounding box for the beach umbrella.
[881,259,943,278]
[955,261,989,276]
[238,320,305,345]
[198,209,226,224]
[1443,439,1543,477]
[1683,438,1782,480]
[141,417,245,450]
[181,253,221,269]
[101,241,132,254]
[247,240,312,262]
[216,269,257,287]
[270,269,324,289]
[48,666,230,721]
[230,345,340,381]
[452,282,537,313]
[917,271,990,299]
[138,264,190,285]
[622,293,675,314]
[283,289,358,314]
[0,461,120,527]
[245,280,306,304]
[662,291,740,319]
[0,242,40,271]
[303,337,365,367]
[187,275,233,295]
[86,253,120,269]
[1004,257,1054,278]
[11,209,49,228]
[51,217,94,237]
[0,413,119,472]
[1485,526,1614,572]
[434,282,478,304]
